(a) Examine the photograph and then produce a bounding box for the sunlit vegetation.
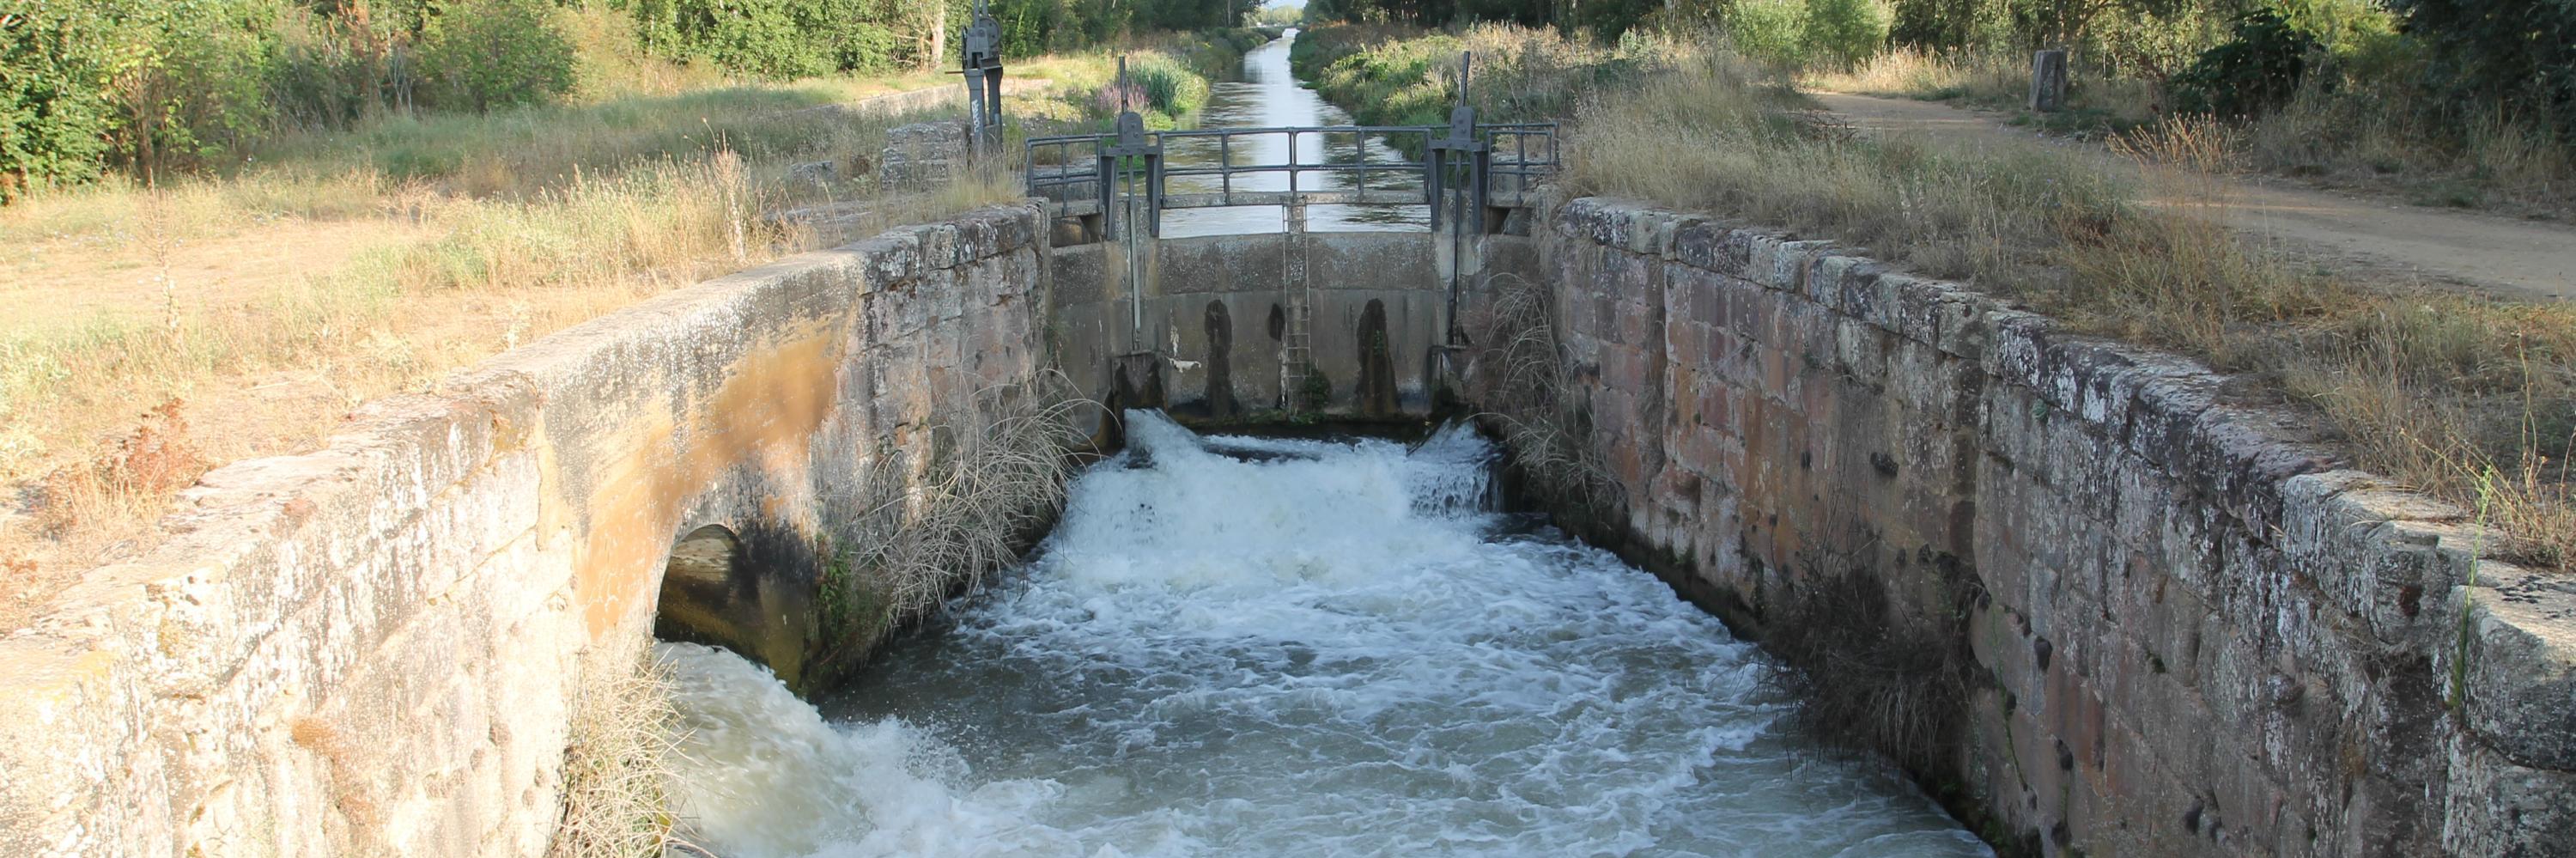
[0,1,1267,626]
[1297,21,2573,570]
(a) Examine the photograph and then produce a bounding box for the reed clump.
[815,375,1091,670]
[1465,272,1623,524]
[1762,552,1975,778]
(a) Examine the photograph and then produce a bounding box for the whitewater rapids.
[658,411,1988,857]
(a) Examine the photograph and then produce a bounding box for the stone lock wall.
[1528,197,2576,857]
[0,204,1051,857]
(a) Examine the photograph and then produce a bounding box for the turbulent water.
[659,412,1988,857]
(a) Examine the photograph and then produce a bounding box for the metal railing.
[1481,123,1558,209]
[1024,121,1558,228]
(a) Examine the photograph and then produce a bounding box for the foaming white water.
[664,411,1989,857]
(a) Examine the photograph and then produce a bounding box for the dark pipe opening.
[654,522,818,691]
[1356,299,1397,417]
[1205,301,1239,418]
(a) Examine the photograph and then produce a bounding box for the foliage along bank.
[0,0,1273,201]
[1301,0,2573,142]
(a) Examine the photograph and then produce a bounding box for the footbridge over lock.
[1025,109,1558,423]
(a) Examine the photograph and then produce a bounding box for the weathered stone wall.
[1528,196,2576,857]
[0,204,1051,857]
[1050,230,1478,418]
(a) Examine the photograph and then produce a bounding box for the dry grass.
[2239,84,2574,216]
[1297,22,1661,126]
[814,374,1091,671]
[1568,51,2132,286]
[31,399,206,545]
[0,67,1070,627]
[1807,46,2020,102]
[550,639,683,858]
[289,715,384,836]
[1557,41,2573,569]
[1806,43,2573,216]
[1465,272,1622,521]
[1804,47,2161,137]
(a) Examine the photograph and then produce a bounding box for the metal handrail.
[1024,121,1558,219]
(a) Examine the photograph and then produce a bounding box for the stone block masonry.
[0,204,1052,856]
[1526,196,2576,857]
[880,120,972,192]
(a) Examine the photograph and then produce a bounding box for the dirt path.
[1810,92,2576,301]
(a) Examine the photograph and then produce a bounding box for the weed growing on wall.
[1762,545,1977,779]
[1464,272,1623,525]
[33,399,206,539]
[811,374,1092,673]
[550,639,682,858]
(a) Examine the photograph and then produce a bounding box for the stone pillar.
[2028,49,2069,112]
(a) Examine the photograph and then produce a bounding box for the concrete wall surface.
[0,204,1050,857]
[1530,196,2576,858]
[1050,230,1455,417]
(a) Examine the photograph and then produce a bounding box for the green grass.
[1292,23,1656,128]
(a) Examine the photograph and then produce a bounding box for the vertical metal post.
[1457,51,1472,104]
[1096,61,1160,355]
[1425,55,1485,347]
[1127,161,1143,351]
[961,0,1005,155]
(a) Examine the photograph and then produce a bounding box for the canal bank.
[1497,196,2576,857]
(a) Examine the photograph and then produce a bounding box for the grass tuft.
[550,639,682,858]
[813,374,1092,672]
[1466,272,1623,523]
[1763,551,1975,778]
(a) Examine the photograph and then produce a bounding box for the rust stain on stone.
[567,325,843,639]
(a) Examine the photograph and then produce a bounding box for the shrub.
[417,0,576,113]
[0,0,284,186]
[704,0,831,79]
[0,3,122,195]
[1726,0,1811,67]
[833,21,901,74]
[1724,0,1889,71]
[125,0,281,177]
[2170,9,2322,119]
[1125,53,1212,117]
[629,0,840,79]
[1801,0,1889,70]
[2391,0,2576,136]
[268,6,396,131]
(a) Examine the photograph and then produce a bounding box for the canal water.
[660,415,1986,856]
[1157,28,1431,237]
[655,32,1989,857]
